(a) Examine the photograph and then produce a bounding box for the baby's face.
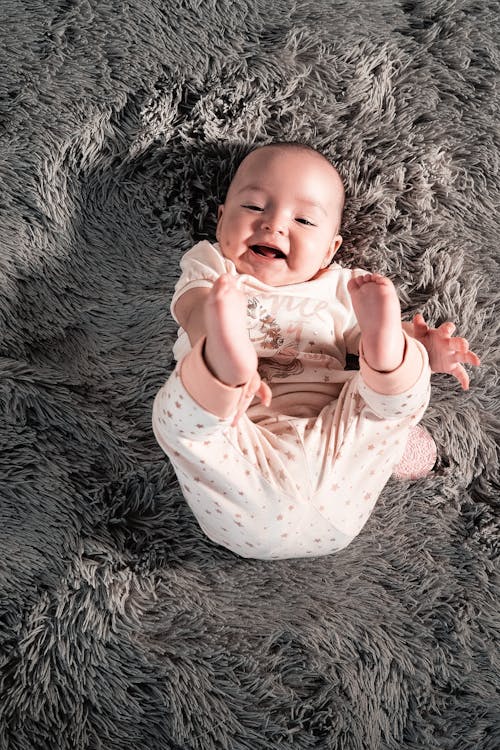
[216,146,344,286]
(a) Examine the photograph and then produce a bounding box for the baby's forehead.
[228,146,345,208]
[234,146,327,175]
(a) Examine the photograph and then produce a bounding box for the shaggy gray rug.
[1,0,499,748]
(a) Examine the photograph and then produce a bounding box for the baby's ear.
[330,234,343,255]
[327,234,342,261]
[216,205,224,240]
[322,235,342,267]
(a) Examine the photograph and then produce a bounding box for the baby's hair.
[253,140,320,152]
[249,140,335,168]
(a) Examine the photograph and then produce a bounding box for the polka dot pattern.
[152,358,431,560]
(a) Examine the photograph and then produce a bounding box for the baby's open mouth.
[250,245,286,259]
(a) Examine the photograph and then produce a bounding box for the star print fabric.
[152,336,431,560]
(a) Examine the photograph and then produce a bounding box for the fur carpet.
[1,0,499,748]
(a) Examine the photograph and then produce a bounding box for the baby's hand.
[411,313,481,390]
[231,372,272,427]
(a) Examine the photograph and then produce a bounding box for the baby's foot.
[203,274,257,386]
[347,273,405,371]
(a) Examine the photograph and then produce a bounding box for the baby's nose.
[261,213,287,234]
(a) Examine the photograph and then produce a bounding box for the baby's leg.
[203,273,257,387]
[309,343,431,545]
[176,274,269,422]
[307,275,432,544]
[152,363,329,559]
[347,273,405,374]
[348,273,428,398]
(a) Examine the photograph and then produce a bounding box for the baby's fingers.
[438,321,456,338]
[256,380,272,407]
[449,338,481,367]
[232,392,255,427]
[452,363,470,390]
[468,351,481,367]
[231,375,272,427]
[449,335,470,353]
[450,352,481,390]
[456,349,481,367]
[412,313,429,335]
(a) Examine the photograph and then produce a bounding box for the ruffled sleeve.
[170,241,233,323]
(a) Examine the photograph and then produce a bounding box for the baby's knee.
[152,367,234,448]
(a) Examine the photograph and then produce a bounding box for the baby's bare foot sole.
[203,274,257,386]
[347,273,405,372]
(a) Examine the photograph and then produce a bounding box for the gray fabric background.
[1,1,499,748]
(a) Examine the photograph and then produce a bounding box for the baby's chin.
[230,247,328,286]
[239,264,320,287]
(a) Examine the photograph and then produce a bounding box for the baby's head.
[216,142,345,286]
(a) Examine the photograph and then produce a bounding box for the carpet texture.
[1,1,499,748]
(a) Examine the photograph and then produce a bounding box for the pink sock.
[392,425,437,480]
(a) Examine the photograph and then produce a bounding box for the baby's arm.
[402,314,480,390]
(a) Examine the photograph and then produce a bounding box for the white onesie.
[153,241,431,559]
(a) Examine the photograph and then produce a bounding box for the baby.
[152,142,480,560]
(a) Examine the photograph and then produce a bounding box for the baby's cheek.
[218,232,232,252]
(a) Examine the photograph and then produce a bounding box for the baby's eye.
[296,217,316,226]
[242,204,263,211]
